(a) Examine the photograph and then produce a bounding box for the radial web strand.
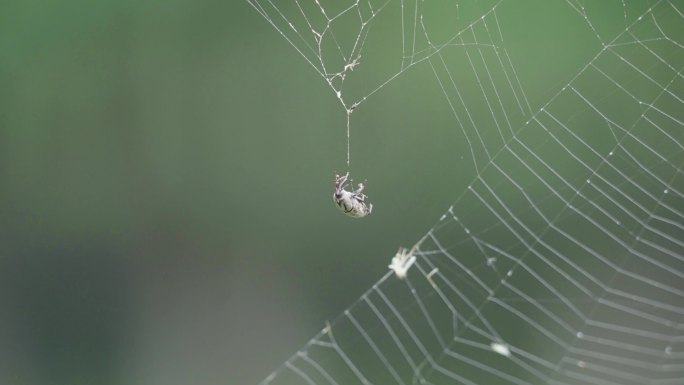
[247,1,684,384]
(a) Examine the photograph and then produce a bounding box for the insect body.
[333,172,373,218]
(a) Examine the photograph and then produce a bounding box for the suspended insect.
[333,172,373,218]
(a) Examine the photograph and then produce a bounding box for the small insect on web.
[333,172,373,218]
[331,100,372,217]
[389,245,419,279]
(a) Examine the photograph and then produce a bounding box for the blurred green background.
[0,1,664,384]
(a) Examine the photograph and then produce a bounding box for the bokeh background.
[0,1,658,384]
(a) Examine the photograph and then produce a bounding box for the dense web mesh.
[247,0,684,384]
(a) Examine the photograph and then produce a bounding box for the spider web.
[247,0,684,384]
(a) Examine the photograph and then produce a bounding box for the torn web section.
[245,0,507,109]
[245,0,399,108]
